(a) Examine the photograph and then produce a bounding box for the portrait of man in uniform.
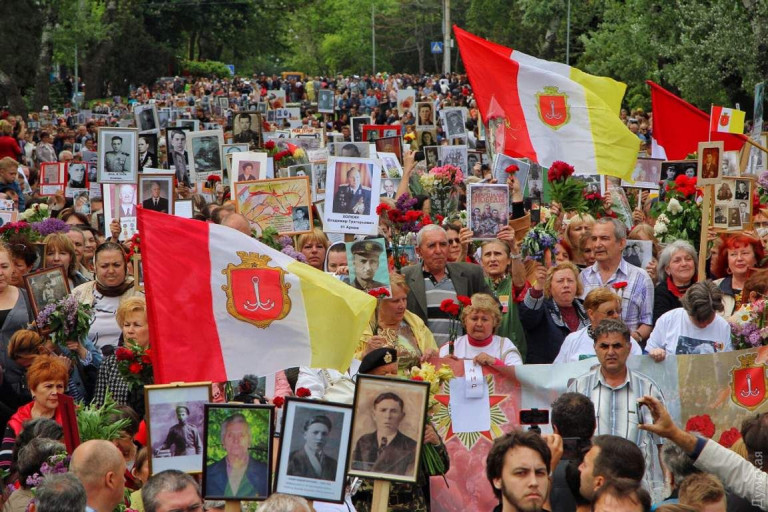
[332,166,371,215]
[232,113,261,146]
[105,136,130,173]
[347,240,387,292]
[156,405,202,457]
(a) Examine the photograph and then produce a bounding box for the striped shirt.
[568,366,665,491]
[424,269,458,348]
[580,259,654,330]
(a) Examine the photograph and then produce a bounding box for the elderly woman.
[74,242,143,354]
[0,356,69,470]
[712,234,765,316]
[519,262,589,364]
[359,273,437,372]
[93,297,152,417]
[647,281,732,361]
[653,241,698,323]
[438,293,522,366]
[296,228,329,271]
[564,213,595,266]
[6,237,37,287]
[479,235,527,358]
[554,288,642,363]
[741,270,768,307]
[43,233,89,288]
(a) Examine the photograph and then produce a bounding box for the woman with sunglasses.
[73,242,143,355]
[553,288,642,363]
[444,223,471,263]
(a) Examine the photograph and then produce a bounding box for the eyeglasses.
[168,503,203,512]
[447,238,460,246]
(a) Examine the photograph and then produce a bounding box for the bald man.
[221,213,252,237]
[70,440,126,512]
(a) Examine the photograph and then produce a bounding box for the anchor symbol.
[243,276,275,312]
[544,100,563,121]
[741,374,761,398]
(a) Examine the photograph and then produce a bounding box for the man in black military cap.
[350,240,387,292]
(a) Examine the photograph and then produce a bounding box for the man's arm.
[639,395,768,510]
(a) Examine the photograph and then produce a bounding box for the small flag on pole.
[710,106,746,134]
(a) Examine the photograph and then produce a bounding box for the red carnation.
[296,387,311,398]
[368,287,390,299]
[612,282,628,290]
[718,427,741,448]
[436,214,445,224]
[264,140,276,150]
[115,347,133,361]
[505,164,519,174]
[685,414,715,438]
[405,210,422,222]
[457,295,472,306]
[206,174,221,183]
[128,362,142,374]
[141,355,152,365]
[549,161,575,182]
[447,303,461,316]
[439,299,456,312]
[376,203,391,216]
[273,396,285,408]
[411,376,424,381]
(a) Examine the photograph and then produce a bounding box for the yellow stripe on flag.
[569,67,627,117]
[287,261,376,371]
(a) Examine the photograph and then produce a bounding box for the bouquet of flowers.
[521,161,583,264]
[256,227,306,262]
[35,295,93,352]
[652,175,701,249]
[76,392,132,442]
[24,451,70,488]
[404,132,417,150]
[126,232,141,261]
[409,362,455,476]
[273,143,308,169]
[439,295,472,354]
[419,164,464,220]
[0,220,40,243]
[376,194,426,270]
[756,171,768,214]
[115,343,153,389]
[730,300,768,349]
[30,218,70,238]
[19,203,51,223]
[583,189,617,220]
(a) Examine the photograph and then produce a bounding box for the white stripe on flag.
[208,225,312,378]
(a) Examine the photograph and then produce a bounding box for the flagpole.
[708,104,712,142]
[744,136,768,155]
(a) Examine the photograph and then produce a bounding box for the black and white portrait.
[135,104,159,133]
[24,267,69,317]
[622,240,652,269]
[317,90,335,114]
[138,134,159,171]
[66,162,87,189]
[97,128,138,184]
[442,108,466,138]
[187,130,224,180]
[167,128,190,187]
[232,113,262,146]
[735,179,750,200]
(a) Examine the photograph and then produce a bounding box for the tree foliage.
[205,407,271,464]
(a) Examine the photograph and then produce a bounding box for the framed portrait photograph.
[166,127,191,185]
[350,116,372,143]
[622,158,663,189]
[157,108,171,130]
[722,150,742,177]
[439,144,469,174]
[330,142,370,159]
[467,183,510,240]
[274,398,353,503]
[622,240,653,269]
[139,174,174,215]
[134,104,159,134]
[97,127,138,183]
[317,90,335,114]
[232,112,263,147]
[324,157,382,235]
[203,403,274,501]
[742,133,768,176]
[231,151,268,182]
[440,107,468,139]
[72,190,91,214]
[175,119,200,131]
[697,141,724,185]
[416,102,436,127]
[347,375,429,483]
[234,177,313,236]
[415,128,437,150]
[186,130,224,181]
[103,183,138,242]
[24,266,70,318]
[65,162,88,190]
[310,162,327,201]
[378,152,403,179]
[39,162,65,196]
[138,133,160,170]
[396,89,415,116]
[345,238,391,293]
[145,382,211,475]
[424,146,439,169]
[374,136,402,163]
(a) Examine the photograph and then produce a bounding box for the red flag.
[647,81,747,160]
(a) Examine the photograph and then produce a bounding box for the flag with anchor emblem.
[137,208,376,383]
[454,26,640,181]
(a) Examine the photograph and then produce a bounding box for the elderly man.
[580,218,654,346]
[568,319,665,492]
[142,470,203,512]
[205,413,268,498]
[70,440,126,512]
[333,166,371,215]
[402,224,492,347]
[33,473,87,512]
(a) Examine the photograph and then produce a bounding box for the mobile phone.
[637,402,650,425]
[414,151,425,162]
[519,408,549,426]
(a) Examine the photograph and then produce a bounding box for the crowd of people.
[0,68,765,512]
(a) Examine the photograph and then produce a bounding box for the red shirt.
[0,136,21,161]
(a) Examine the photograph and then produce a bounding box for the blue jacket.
[518,291,588,364]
